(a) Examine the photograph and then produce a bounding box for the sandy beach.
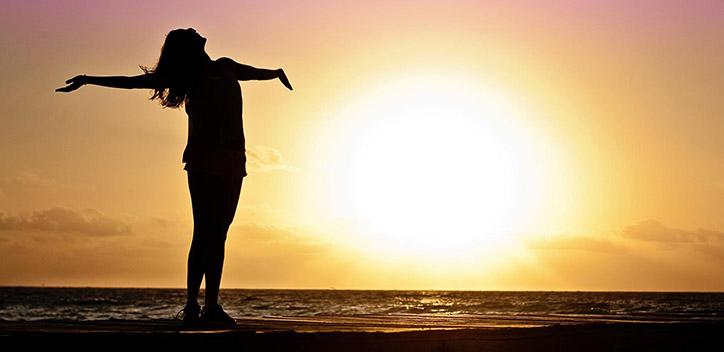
[1,317,722,351]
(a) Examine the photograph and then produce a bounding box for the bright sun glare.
[324,73,546,257]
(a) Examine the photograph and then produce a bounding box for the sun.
[321,72,546,257]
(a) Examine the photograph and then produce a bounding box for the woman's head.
[142,28,209,108]
[164,28,207,56]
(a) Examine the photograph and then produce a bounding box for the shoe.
[176,301,201,326]
[200,304,237,326]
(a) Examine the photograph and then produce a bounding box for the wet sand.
[1,317,722,351]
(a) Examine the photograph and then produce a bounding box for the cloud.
[235,223,310,241]
[246,145,297,173]
[623,219,724,243]
[0,207,132,237]
[528,235,619,253]
[520,220,724,290]
[230,223,329,255]
[0,171,80,195]
[0,171,91,210]
[0,172,62,189]
[217,222,361,287]
[527,220,724,253]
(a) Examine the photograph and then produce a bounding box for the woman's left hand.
[278,69,293,91]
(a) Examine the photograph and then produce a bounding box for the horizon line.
[1,285,723,294]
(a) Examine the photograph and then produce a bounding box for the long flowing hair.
[141,29,207,108]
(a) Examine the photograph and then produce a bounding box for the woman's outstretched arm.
[219,57,293,90]
[56,74,161,93]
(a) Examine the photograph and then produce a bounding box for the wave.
[1,288,722,323]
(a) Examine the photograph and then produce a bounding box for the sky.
[1,0,723,291]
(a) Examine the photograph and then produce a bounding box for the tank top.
[182,59,247,178]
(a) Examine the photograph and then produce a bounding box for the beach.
[2,317,723,351]
[2,288,723,350]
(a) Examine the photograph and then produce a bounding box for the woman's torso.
[182,59,246,177]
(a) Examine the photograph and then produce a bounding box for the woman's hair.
[141,29,206,108]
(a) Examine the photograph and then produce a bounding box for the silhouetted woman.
[56,28,292,326]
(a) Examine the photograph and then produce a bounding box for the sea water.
[1,287,722,324]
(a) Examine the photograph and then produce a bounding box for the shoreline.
[2,319,722,351]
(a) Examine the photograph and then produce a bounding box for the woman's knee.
[193,225,228,243]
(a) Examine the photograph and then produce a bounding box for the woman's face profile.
[185,28,206,49]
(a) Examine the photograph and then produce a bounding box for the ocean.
[1,287,723,325]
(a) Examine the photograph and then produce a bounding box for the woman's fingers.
[283,80,292,90]
[58,75,86,92]
[55,82,80,93]
[279,72,293,90]
[55,85,71,92]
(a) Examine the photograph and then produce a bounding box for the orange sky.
[1,0,723,291]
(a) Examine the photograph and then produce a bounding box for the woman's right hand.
[55,75,88,93]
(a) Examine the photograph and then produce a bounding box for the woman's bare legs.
[186,229,206,305]
[186,170,243,308]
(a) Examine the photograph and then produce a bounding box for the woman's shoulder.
[203,57,238,77]
[214,57,238,68]
[196,58,235,79]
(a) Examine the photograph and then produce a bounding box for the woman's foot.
[200,304,237,326]
[176,301,201,326]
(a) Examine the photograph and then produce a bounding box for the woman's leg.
[203,175,242,307]
[186,170,243,307]
[186,232,206,305]
[186,171,213,305]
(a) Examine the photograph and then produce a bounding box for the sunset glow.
[322,73,550,256]
[1,0,724,291]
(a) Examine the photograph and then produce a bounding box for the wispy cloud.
[623,219,724,243]
[528,235,619,253]
[529,220,724,254]
[246,145,297,173]
[523,220,724,290]
[0,207,132,237]
[231,223,327,250]
[0,171,76,198]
